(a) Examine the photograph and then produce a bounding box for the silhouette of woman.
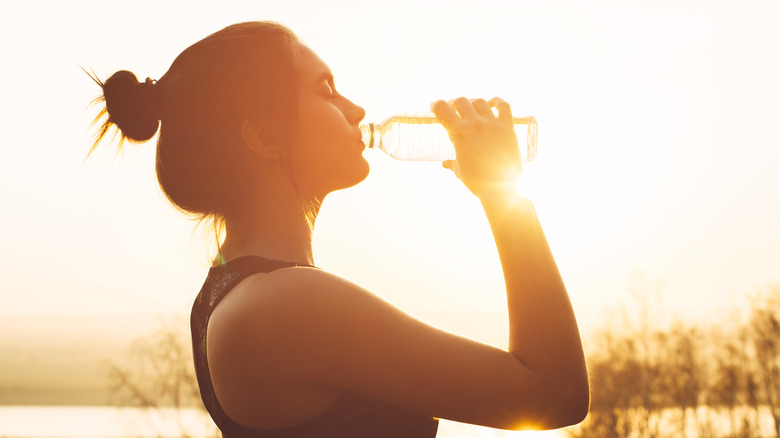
[89,21,589,438]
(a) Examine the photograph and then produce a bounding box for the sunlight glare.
[514,163,538,200]
[507,429,566,438]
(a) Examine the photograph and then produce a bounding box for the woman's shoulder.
[204,265,348,427]
[235,264,367,304]
[206,264,394,392]
[208,265,377,338]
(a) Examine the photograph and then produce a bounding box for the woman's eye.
[323,82,338,98]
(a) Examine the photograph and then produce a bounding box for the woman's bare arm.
[432,96,589,426]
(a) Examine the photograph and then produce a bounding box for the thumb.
[442,160,455,171]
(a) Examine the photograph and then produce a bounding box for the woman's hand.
[431,97,522,198]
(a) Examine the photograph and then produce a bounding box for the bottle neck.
[360,122,379,149]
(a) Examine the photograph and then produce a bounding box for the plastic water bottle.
[360,113,538,162]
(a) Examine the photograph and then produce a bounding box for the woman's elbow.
[540,374,590,429]
[506,373,590,431]
[555,381,590,428]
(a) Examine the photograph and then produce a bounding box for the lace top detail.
[191,256,439,437]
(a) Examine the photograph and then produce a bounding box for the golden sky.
[1,0,779,421]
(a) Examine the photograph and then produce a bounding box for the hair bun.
[103,70,160,142]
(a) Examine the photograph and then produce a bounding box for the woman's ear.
[241,119,285,160]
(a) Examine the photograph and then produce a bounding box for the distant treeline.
[568,282,780,438]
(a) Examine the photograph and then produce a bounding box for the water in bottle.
[360,113,538,162]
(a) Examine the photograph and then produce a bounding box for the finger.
[449,96,478,120]
[471,98,492,117]
[442,159,455,170]
[430,99,460,129]
[489,97,513,124]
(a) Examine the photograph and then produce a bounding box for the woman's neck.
[220,173,322,267]
[221,223,315,266]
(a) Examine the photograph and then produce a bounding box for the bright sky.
[1,0,779,432]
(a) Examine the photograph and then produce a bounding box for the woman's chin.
[344,158,370,190]
[316,159,370,197]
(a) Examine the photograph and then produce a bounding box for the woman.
[90,21,588,437]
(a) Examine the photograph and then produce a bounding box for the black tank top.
[191,256,439,437]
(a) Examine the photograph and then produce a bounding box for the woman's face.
[288,43,368,199]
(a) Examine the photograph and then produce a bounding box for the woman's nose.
[345,100,366,125]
